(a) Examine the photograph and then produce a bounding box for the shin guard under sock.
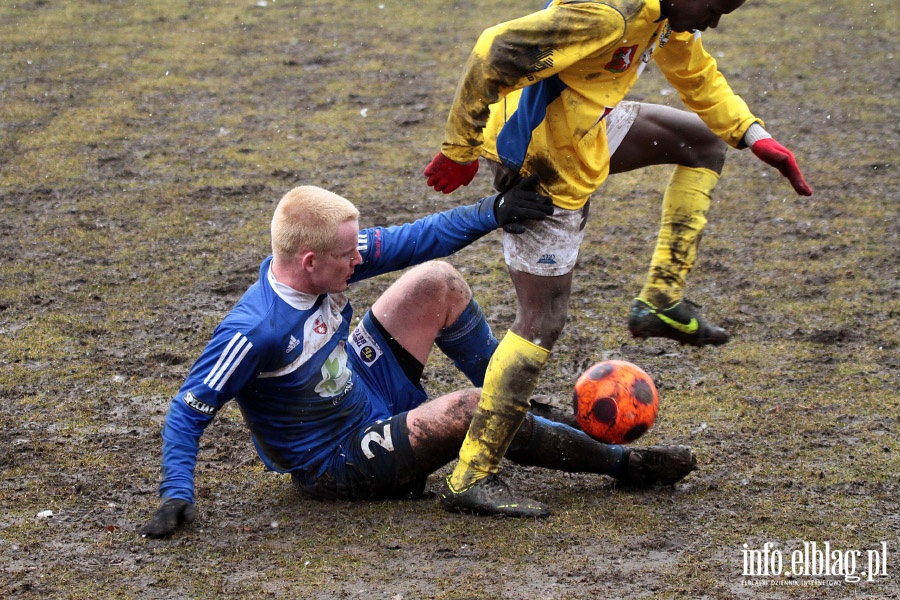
[448,331,549,491]
[506,414,628,479]
[640,166,719,309]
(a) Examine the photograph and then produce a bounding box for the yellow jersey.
[440,0,760,209]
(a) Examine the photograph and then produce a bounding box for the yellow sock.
[448,331,550,491]
[640,166,719,309]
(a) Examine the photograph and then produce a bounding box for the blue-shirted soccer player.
[141,181,696,536]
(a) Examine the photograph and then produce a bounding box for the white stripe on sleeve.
[204,332,253,391]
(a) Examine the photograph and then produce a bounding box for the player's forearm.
[353,198,497,280]
[441,6,621,163]
[157,406,206,503]
[656,31,758,147]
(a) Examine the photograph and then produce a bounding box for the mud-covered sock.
[449,331,549,491]
[506,413,629,478]
[640,166,718,308]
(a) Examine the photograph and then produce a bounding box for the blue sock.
[435,298,498,387]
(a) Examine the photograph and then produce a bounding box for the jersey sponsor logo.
[204,332,252,392]
[361,420,394,459]
[183,391,216,415]
[332,377,354,405]
[349,322,383,365]
[605,45,638,73]
[358,345,378,363]
[658,23,673,48]
[314,342,352,398]
[537,253,557,265]
[286,335,301,353]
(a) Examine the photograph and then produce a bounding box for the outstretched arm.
[425,3,627,193]
[744,123,812,195]
[353,176,553,281]
[142,326,260,538]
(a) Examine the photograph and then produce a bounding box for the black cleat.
[439,474,551,518]
[628,298,730,347]
[620,445,697,488]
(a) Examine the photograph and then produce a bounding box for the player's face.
[314,218,362,294]
[663,0,746,33]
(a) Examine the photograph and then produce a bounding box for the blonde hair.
[271,186,360,260]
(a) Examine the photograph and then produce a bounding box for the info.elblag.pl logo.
[742,541,889,584]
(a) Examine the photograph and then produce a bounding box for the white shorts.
[606,100,640,157]
[503,203,590,276]
[501,101,640,276]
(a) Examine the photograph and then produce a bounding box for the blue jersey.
[158,198,500,502]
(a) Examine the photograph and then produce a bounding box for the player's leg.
[296,389,696,502]
[407,394,696,508]
[505,413,696,486]
[440,204,586,518]
[370,260,497,387]
[609,102,730,346]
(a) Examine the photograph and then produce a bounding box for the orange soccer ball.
[573,360,660,444]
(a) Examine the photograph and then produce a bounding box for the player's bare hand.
[424,152,479,193]
[140,498,196,539]
[750,138,812,196]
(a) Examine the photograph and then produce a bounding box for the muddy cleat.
[620,445,698,488]
[627,298,730,347]
[439,473,551,518]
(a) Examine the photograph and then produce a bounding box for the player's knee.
[414,260,472,307]
[695,136,727,172]
[442,388,481,429]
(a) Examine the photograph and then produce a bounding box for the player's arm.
[425,3,627,192]
[141,327,262,538]
[352,176,552,281]
[654,30,811,195]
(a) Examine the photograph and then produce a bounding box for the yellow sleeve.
[653,30,762,148]
[441,2,630,163]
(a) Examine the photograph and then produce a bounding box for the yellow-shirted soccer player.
[424,0,812,517]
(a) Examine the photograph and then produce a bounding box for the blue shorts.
[293,311,431,501]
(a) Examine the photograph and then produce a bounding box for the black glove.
[140,498,196,539]
[493,174,554,234]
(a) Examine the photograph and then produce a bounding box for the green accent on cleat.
[628,298,730,347]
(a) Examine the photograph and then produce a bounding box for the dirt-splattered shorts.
[495,101,640,276]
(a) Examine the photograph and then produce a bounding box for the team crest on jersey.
[312,316,328,335]
[349,323,383,365]
[605,45,638,73]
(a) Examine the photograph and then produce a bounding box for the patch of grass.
[1,0,898,598]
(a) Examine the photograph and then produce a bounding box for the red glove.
[424,152,479,193]
[750,138,813,196]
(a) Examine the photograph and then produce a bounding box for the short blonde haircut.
[271,186,360,260]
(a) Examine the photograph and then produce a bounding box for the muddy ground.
[1,0,897,598]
